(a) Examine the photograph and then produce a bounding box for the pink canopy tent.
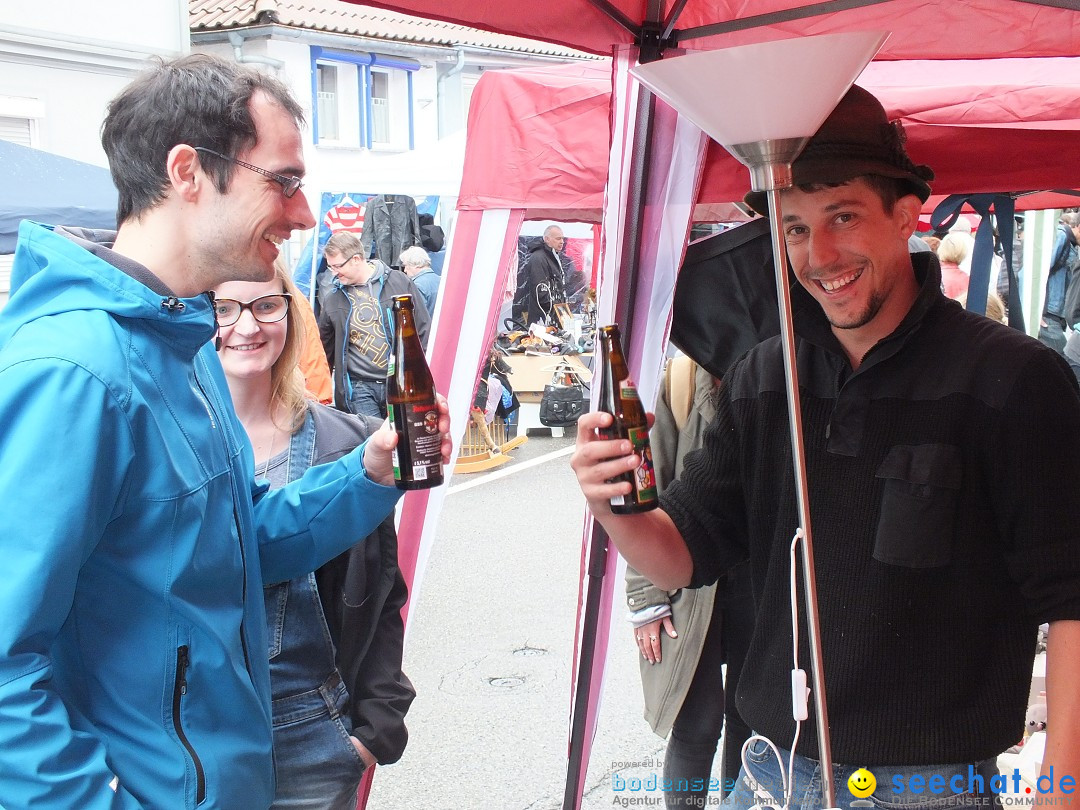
[348,3,1080,808]
[461,57,1080,216]
[358,0,1080,60]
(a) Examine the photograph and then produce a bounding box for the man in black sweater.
[572,85,1080,808]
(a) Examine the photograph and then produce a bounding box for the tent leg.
[563,76,658,810]
[562,525,610,810]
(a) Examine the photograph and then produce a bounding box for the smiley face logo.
[848,768,876,798]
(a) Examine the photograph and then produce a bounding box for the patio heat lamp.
[632,31,888,810]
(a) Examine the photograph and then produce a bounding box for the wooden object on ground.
[454,413,527,474]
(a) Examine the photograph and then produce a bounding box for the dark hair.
[101,54,305,224]
[795,174,909,215]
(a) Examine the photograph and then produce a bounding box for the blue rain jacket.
[0,222,401,809]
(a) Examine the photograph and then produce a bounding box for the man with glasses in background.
[318,230,430,418]
[0,54,450,809]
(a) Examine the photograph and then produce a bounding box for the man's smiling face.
[781,177,922,354]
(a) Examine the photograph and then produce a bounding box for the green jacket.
[624,358,718,737]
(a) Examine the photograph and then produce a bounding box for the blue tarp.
[0,140,118,253]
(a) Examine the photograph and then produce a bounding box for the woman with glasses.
[214,263,414,810]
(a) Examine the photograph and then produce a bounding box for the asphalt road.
[365,427,724,809]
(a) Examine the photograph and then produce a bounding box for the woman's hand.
[350,736,377,770]
[635,616,677,665]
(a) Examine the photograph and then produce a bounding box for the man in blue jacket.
[0,54,449,809]
[1038,212,1080,356]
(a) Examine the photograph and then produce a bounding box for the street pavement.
[366,427,724,809]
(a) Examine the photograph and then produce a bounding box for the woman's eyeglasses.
[213,294,292,327]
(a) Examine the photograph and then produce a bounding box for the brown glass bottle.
[597,324,658,513]
[386,295,443,490]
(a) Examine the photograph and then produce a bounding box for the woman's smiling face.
[214,279,289,382]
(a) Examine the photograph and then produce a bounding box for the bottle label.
[389,401,442,483]
[619,378,640,400]
[627,425,657,504]
[388,403,401,479]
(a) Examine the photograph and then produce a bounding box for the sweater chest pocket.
[873,443,962,568]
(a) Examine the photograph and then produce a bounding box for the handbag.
[538,361,586,426]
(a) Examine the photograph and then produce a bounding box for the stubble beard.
[828,288,887,332]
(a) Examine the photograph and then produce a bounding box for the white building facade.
[189,0,597,271]
[0,0,188,304]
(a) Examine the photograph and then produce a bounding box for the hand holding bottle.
[363,394,452,487]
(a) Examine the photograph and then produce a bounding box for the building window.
[0,253,11,310]
[0,115,32,147]
[310,48,416,151]
[366,65,414,151]
[310,49,362,147]
[370,71,390,145]
[316,64,339,141]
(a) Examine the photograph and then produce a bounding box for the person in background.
[572,84,1080,808]
[215,264,414,810]
[626,354,753,807]
[0,54,452,809]
[1039,212,1080,356]
[521,225,568,326]
[400,245,440,316]
[937,231,972,300]
[319,231,431,418]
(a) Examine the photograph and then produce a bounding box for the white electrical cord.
[738,529,810,810]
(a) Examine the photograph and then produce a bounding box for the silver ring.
[649,635,658,641]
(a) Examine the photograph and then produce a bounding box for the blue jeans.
[263,412,368,809]
[347,377,387,419]
[727,741,1002,809]
[266,574,366,810]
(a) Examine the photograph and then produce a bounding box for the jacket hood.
[527,236,549,254]
[0,221,216,352]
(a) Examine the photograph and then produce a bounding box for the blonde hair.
[269,259,309,433]
[984,292,1007,324]
[957,291,1008,324]
[938,232,972,265]
[325,231,364,260]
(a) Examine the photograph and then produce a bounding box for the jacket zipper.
[193,365,253,681]
[172,645,206,805]
[232,508,252,674]
[191,374,217,429]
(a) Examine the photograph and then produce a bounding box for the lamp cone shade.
[631,31,888,148]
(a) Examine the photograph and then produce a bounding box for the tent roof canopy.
[0,141,118,254]
[356,0,1080,60]
[459,57,1080,220]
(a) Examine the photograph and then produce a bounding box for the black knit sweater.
[662,252,1080,765]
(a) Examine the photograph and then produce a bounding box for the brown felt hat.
[744,84,934,215]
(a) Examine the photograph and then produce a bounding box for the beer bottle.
[597,324,658,513]
[386,295,443,490]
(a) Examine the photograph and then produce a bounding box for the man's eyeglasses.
[327,255,359,272]
[194,147,304,198]
[213,294,292,327]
